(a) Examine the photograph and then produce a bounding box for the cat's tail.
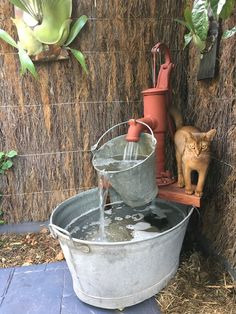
[169,105,183,130]
[167,103,183,139]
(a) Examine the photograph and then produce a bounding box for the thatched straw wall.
[0,1,187,223]
[184,11,236,267]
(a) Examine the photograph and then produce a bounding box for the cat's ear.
[205,129,216,141]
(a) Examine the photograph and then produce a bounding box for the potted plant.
[0,0,88,79]
[176,0,235,52]
[176,0,236,79]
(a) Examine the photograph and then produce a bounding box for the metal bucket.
[49,188,194,309]
[91,121,158,207]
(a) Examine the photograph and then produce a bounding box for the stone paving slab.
[0,262,161,314]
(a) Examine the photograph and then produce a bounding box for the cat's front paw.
[185,188,194,195]
[195,190,203,197]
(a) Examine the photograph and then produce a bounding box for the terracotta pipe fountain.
[126,42,175,186]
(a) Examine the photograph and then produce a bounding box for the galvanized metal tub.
[49,188,193,309]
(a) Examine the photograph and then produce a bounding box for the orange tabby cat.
[174,126,216,197]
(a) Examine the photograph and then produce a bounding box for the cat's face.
[186,129,216,157]
[187,136,209,156]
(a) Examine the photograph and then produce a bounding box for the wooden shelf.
[158,182,201,207]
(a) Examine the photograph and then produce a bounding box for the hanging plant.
[176,0,236,53]
[0,0,88,79]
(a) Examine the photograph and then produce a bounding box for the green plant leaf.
[69,48,88,74]
[217,0,228,16]
[1,160,13,170]
[175,7,195,33]
[33,0,72,45]
[222,25,236,38]
[64,15,88,46]
[9,0,31,14]
[0,29,18,48]
[6,150,18,158]
[210,0,227,18]
[220,0,236,19]
[0,220,4,225]
[192,0,209,41]
[184,32,193,48]
[175,19,192,32]
[0,152,5,160]
[184,7,195,32]
[9,0,42,22]
[210,0,219,18]
[18,43,39,79]
[193,34,206,51]
[0,170,4,174]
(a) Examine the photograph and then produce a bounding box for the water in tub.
[65,200,184,242]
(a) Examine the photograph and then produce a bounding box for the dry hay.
[156,251,235,314]
[0,228,63,268]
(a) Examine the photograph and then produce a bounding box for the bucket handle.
[49,223,72,240]
[49,223,90,253]
[91,120,156,153]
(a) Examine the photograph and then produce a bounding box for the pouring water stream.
[97,141,140,241]
[98,171,109,241]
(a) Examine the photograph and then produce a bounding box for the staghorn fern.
[10,0,72,45]
[0,0,88,78]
